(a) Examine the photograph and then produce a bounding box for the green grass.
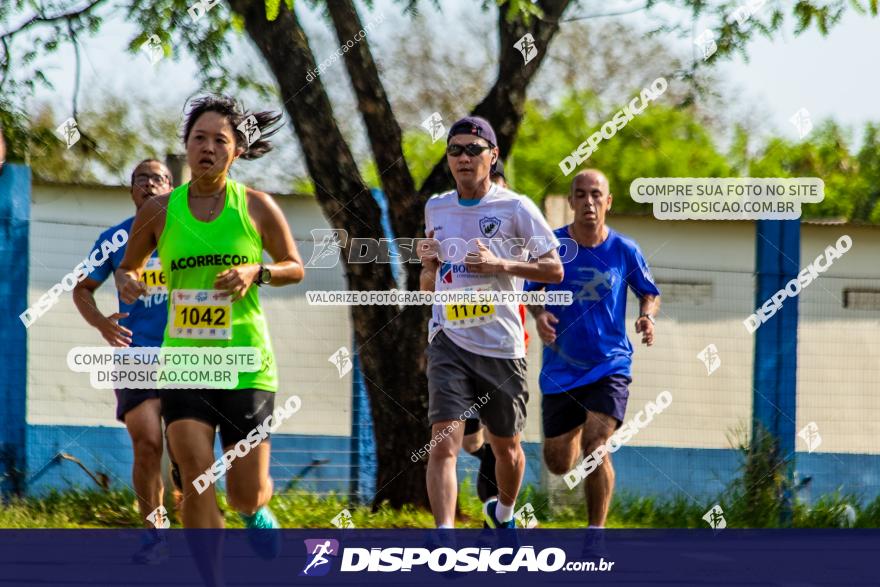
[0,480,568,529]
[3,480,879,529]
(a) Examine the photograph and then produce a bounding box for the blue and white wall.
[6,177,880,506]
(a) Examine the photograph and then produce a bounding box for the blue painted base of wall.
[23,425,880,505]
[24,425,353,496]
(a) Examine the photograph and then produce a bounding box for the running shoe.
[131,532,169,565]
[240,506,282,560]
[483,499,519,550]
[482,498,514,529]
[580,527,607,559]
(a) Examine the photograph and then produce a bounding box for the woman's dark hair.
[182,94,283,160]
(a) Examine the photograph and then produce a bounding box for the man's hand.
[417,230,440,268]
[464,241,504,274]
[215,264,260,302]
[535,310,559,345]
[116,271,147,305]
[635,316,655,346]
[98,312,133,347]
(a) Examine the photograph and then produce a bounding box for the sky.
[16,0,880,186]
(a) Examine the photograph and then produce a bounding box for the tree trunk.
[227,0,574,511]
[227,0,432,509]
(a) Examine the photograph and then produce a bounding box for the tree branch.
[0,0,108,41]
[325,0,421,287]
[418,0,573,197]
[559,3,650,22]
[327,0,421,236]
[226,0,385,244]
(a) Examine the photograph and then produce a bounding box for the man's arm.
[72,277,134,347]
[639,294,660,317]
[526,301,559,345]
[465,245,563,283]
[635,294,660,346]
[417,228,439,292]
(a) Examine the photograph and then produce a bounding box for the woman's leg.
[225,441,273,515]
[166,419,224,528]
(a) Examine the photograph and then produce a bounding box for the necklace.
[189,184,225,217]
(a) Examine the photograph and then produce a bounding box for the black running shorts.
[161,388,276,447]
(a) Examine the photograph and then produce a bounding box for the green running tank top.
[157,180,277,391]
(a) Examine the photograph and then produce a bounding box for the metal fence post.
[752,219,800,525]
[0,164,31,498]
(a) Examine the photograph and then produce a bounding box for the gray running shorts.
[426,330,528,437]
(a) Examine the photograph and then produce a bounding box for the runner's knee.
[581,434,608,456]
[492,440,522,467]
[462,433,482,454]
[543,444,575,475]
[132,436,163,467]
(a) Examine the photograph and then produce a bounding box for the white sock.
[587,524,604,530]
[495,502,514,523]
[437,523,454,529]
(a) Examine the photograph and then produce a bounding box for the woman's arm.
[114,196,164,304]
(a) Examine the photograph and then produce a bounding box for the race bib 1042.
[171,289,232,340]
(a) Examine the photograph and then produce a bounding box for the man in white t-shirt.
[418,116,563,530]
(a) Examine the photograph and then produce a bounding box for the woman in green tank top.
[114,95,304,549]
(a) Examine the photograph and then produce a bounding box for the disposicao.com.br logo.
[298,539,605,574]
[301,539,340,577]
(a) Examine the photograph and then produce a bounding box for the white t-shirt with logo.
[424,184,559,359]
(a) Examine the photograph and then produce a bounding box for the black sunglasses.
[446,143,492,157]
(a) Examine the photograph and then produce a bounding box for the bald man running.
[526,169,660,530]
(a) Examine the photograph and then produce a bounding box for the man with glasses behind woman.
[73,159,180,563]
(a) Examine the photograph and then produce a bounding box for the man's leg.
[542,426,582,477]
[426,420,466,527]
[462,421,499,503]
[122,397,165,527]
[485,430,525,522]
[580,412,617,527]
[461,424,483,453]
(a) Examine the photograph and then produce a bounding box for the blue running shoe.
[482,499,514,529]
[580,527,607,560]
[483,499,520,550]
[240,506,282,560]
[131,532,169,565]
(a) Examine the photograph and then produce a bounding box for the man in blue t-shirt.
[72,159,176,562]
[526,169,660,530]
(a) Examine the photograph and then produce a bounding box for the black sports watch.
[256,264,271,286]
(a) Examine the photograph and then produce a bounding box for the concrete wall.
[21,184,880,500]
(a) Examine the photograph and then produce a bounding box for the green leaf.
[231,13,246,33]
[265,0,280,21]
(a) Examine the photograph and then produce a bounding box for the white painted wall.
[26,183,352,436]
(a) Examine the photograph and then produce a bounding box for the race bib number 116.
[141,257,167,295]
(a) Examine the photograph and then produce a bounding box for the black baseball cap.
[447,116,497,147]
